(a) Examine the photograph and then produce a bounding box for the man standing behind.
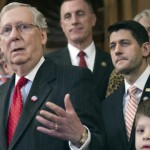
[46,0,113,101]
[101,20,150,150]
[0,2,104,150]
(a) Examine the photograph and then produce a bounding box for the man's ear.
[142,42,150,57]
[41,29,47,45]
[91,14,96,27]
[60,20,65,33]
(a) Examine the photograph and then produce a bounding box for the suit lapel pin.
[143,96,149,101]
[101,61,107,67]
[31,96,38,102]
[145,88,150,92]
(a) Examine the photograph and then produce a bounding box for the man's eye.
[64,14,71,19]
[19,24,29,30]
[77,11,84,16]
[121,41,129,46]
[2,26,11,33]
[109,44,115,50]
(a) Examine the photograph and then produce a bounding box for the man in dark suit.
[46,0,113,102]
[101,20,150,150]
[0,2,104,150]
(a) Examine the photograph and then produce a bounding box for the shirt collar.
[125,65,150,93]
[68,41,95,61]
[15,57,45,84]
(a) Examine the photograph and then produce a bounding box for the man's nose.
[114,44,122,54]
[9,26,20,40]
[71,14,78,24]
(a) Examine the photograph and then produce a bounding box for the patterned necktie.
[78,51,87,68]
[125,85,138,140]
[7,77,28,145]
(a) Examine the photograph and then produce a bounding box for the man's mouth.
[12,48,24,52]
[70,27,82,32]
[116,58,125,64]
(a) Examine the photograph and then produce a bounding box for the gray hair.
[133,9,150,21]
[0,2,47,29]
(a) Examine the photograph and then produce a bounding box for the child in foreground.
[135,99,150,150]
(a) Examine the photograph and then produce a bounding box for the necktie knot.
[128,85,137,98]
[78,51,86,57]
[17,77,28,88]
[78,51,87,68]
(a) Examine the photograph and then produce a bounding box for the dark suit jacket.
[0,59,104,150]
[101,75,150,150]
[45,47,113,102]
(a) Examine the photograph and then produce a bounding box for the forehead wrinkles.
[0,7,34,26]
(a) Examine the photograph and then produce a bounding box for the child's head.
[135,99,150,150]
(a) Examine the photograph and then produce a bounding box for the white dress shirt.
[9,56,45,108]
[68,42,96,72]
[123,65,150,114]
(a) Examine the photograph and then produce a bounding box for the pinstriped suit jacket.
[0,58,104,150]
[45,47,114,102]
[101,76,150,150]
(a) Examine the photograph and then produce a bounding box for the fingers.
[39,109,61,124]
[36,115,56,130]
[36,94,84,142]
[64,94,75,113]
[45,101,66,117]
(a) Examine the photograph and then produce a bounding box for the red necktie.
[78,51,87,68]
[125,85,138,140]
[7,77,28,145]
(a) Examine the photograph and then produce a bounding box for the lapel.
[8,59,56,150]
[0,76,15,150]
[93,48,113,86]
[112,86,129,147]
[55,47,72,66]
[141,75,150,101]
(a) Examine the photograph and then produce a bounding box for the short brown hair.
[135,99,150,126]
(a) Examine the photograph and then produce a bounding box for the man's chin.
[11,59,27,65]
[116,68,130,75]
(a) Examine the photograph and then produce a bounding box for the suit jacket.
[0,59,104,150]
[101,75,150,150]
[45,47,113,102]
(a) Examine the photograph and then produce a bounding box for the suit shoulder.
[96,48,111,58]
[45,47,66,58]
[102,87,122,106]
[56,64,93,76]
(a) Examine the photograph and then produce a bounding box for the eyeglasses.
[0,23,39,36]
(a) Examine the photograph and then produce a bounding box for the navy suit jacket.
[101,75,150,150]
[45,47,113,101]
[0,59,104,150]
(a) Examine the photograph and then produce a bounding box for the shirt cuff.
[69,126,91,150]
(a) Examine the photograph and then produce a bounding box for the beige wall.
[136,0,150,13]
[104,0,150,51]
[0,0,6,10]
